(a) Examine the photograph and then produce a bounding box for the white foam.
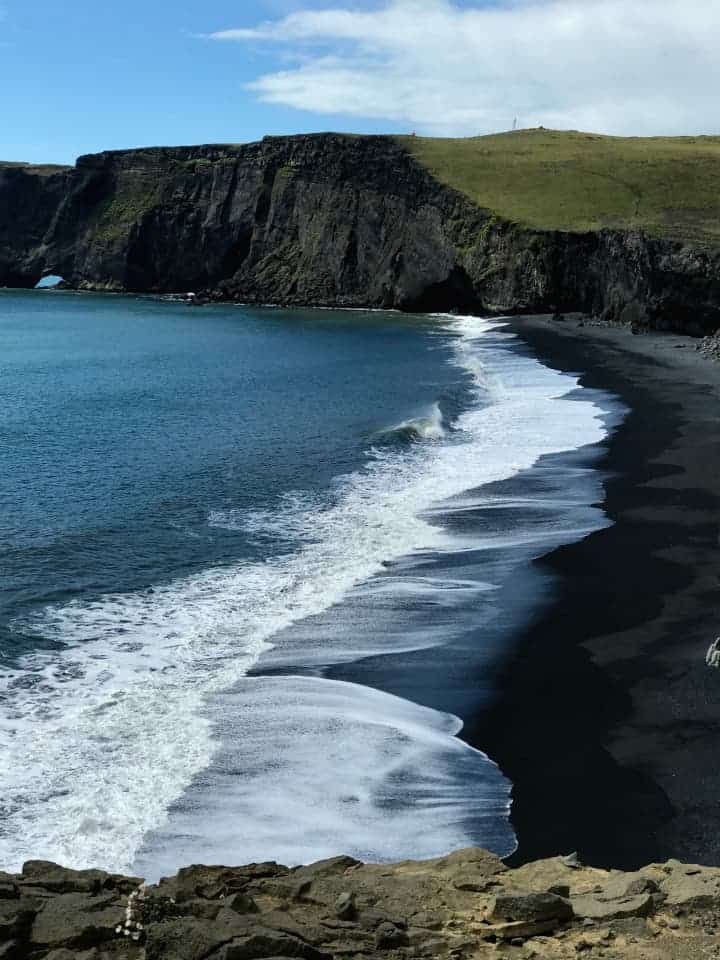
[381,401,447,441]
[134,676,514,878]
[0,317,609,874]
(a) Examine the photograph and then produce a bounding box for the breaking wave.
[376,402,447,443]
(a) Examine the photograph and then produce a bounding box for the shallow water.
[0,291,615,876]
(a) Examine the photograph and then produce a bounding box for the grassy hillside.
[401,129,720,244]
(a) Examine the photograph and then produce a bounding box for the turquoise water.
[0,290,612,876]
[1,292,465,639]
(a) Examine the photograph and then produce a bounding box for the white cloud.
[208,0,720,136]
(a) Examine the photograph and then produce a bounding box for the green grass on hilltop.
[400,129,720,244]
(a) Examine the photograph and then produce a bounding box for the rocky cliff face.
[0,164,70,289]
[3,849,720,959]
[3,135,720,333]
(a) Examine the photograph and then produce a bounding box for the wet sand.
[468,317,720,870]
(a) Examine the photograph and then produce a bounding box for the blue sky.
[1,0,412,164]
[2,0,718,165]
[0,1,372,163]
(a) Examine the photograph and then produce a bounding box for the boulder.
[571,892,655,921]
[225,892,260,916]
[660,866,720,909]
[432,847,507,876]
[334,892,356,920]
[488,892,573,923]
[29,892,123,951]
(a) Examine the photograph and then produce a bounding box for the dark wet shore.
[467,317,720,870]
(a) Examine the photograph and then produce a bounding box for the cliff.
[2,133,720,333]
[3,848,720,959]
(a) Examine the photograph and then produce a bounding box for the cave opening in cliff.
[35,274,64,289]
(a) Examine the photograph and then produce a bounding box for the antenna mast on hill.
[512,116,518,131]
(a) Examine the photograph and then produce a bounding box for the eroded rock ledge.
[3,849,720,959]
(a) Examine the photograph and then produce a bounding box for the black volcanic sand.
[466,317,720,870]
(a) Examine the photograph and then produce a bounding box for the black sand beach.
[468,317,720,870]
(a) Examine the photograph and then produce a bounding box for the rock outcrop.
[2,135,720,334]
[4,849,720,959]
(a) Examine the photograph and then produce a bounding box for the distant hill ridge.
[2,130,720,333]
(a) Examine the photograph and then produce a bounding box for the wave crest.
[377,402,446,443]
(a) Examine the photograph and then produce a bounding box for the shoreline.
[466,317,720,870]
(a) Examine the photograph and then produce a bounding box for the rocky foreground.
[4,849,720,960]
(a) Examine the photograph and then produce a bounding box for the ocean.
[0,290,616,878]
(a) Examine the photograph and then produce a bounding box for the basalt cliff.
[4,848,720,960]
[2,134,720,334]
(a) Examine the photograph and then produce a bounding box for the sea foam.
[133,676,513,876]
[0,317,609,874]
